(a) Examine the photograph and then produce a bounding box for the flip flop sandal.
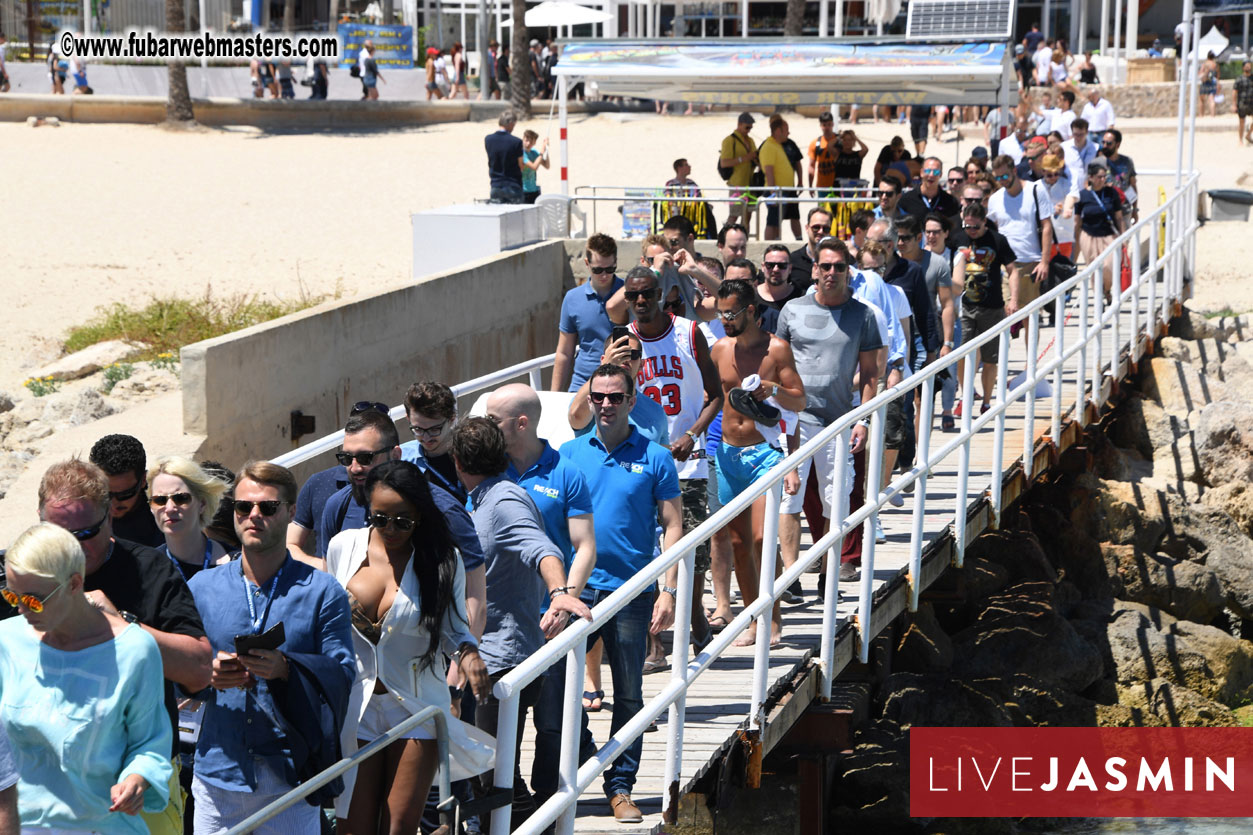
[582,689,604,712]
[642,657,670,674]
[706,614,730,633]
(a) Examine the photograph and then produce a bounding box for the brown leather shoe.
[610,792,643,823]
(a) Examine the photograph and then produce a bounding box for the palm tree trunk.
[783,0,806,36]
[165,0,194,121]
[284,0,295,30]
[509,0,531,117]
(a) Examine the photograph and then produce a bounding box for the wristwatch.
[684,429,699,441]
[660,585,679,597]
[944,340,955,349]
[119,610,140,624]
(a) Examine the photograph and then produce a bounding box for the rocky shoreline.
[832,304,1253,832]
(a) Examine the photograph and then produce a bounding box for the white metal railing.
[249,172,1200,834]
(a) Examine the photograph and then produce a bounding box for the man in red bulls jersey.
[624,266,724,672]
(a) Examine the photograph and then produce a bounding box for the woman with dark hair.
[325,460,494,834]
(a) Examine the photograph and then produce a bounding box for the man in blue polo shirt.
[486,383,598,805]
[552,233,624,393]
[560,363,682,824]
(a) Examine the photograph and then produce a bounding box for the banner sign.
[339,23,413,70]
[555,40,1009,105]
[911,727,1253,818]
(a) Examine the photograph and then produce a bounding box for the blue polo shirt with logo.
[559,276,625,391]
[561,427,679,592]
[505,440,594,567]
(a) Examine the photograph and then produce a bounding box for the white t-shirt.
[1081,98,1116,133]
[1052,109,1076,141]
[1034,46,1052,84]
[999,133,1025,164]
[987,180,1053,263]
[1042,174,1077,245]
[1050,61,1067,85]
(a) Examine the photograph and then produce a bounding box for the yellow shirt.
[720,132,757,188]
[758,137,796,189]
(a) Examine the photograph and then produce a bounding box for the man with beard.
[709,279,806,645]
[316,409,402,551]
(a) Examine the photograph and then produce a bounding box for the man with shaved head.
[485,382,598,806]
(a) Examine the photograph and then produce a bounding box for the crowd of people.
[0,47,1152,835]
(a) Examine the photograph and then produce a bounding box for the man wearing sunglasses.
[777,238,884,585]
[1096,129,1137,221]
[21,458,212,835]
[709,279,806,635]
[987,154,1053,342]
[787,207,833,289]
[89,433,165,548]
[945,167,966,196]
[315,408,401,557]
[898,155,960,223]
[561,364,683,824]
[606,234,721,325]
[449,417,592,825]
[756,245,805,324]
[554,233,623,393]
[187,460,354,834]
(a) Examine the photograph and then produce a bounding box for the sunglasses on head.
[150,492,193,507]
[624,287,659,302]
[0,578,69,614]
[368,512,417,532]
[108,483,142,502]
[232,500,289,517]
[68,512,109,542]
[335,447,391,467]
[588,264,617,275]
[816,262,849,273]
[350,401,390,416]
[589,391,628,405]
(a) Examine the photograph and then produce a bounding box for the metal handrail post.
[954,355,976,567]
[555,640,587,835]
[1130,231,1142,361]
[488,692,521,835]
[1077,270,1090,424]
[1023,310,1040,480]
[749,484,782,729]
[1148,215,1160,334]
[662,548,695,821]
[990,329,1009,525]
[857,405,885,663]
[819,426,850,700]
[1112,246,1123,374]
[1093,253,1105,398]
[909,376,935,612]
[1051,291,1065,446]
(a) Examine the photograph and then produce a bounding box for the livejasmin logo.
[910,728,1253,818]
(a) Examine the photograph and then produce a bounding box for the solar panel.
[905,0,1015,40]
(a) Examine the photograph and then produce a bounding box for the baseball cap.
[1026,136,1048,148]
[737,111,755,125]
[971,146,989,159]
[1015,44,1025,54]
[530,38,540,46]
[426,47,439,56]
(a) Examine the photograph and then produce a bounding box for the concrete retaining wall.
[181,240,571,479]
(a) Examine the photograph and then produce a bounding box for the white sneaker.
[874,517,887,544]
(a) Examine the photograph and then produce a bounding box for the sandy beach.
[0,110,1250,394]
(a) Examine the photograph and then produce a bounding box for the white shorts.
[780,420,854,516]
[358,690,435,742]
[192,760,321,835]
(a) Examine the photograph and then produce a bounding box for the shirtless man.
[709,279,806,646]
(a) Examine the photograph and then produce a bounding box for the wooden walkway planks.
[507,293,1157,835]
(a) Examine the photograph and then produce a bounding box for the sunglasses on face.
[816,262,849,273]
[1043,171,1062,178]
[410,421,447,438]
[108,483,142,502]
[922,168,942,176]
[808,224,831,233]
[624,288,659,302]
[69,513,109,542]
[718,306,749,321]
[150,492,194,507]
[335,447,390,467]
[662,298,684,312]
[993,173,1012,182]
[948,177,965,184]
[589,391,628,405]
[962,223,985,230]
[763,261,789,270]
[588,264,617,275]
[368,512,417,532]
[232,500,289,517]
[1,578,69,614]
[898,234,916,243]
[628,349,642,360]
[350,401,390,416]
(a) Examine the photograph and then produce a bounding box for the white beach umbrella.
[525,0,613,27]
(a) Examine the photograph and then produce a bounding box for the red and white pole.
[559,74,569,195]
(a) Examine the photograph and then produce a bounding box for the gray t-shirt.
[776,294,884,426]
[916,249,952,301]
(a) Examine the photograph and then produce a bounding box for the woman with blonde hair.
[0,522,172,833]
[148,456,232,582]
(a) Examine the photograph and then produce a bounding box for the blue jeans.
[532,587,652,801]
[490,183,524,204]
